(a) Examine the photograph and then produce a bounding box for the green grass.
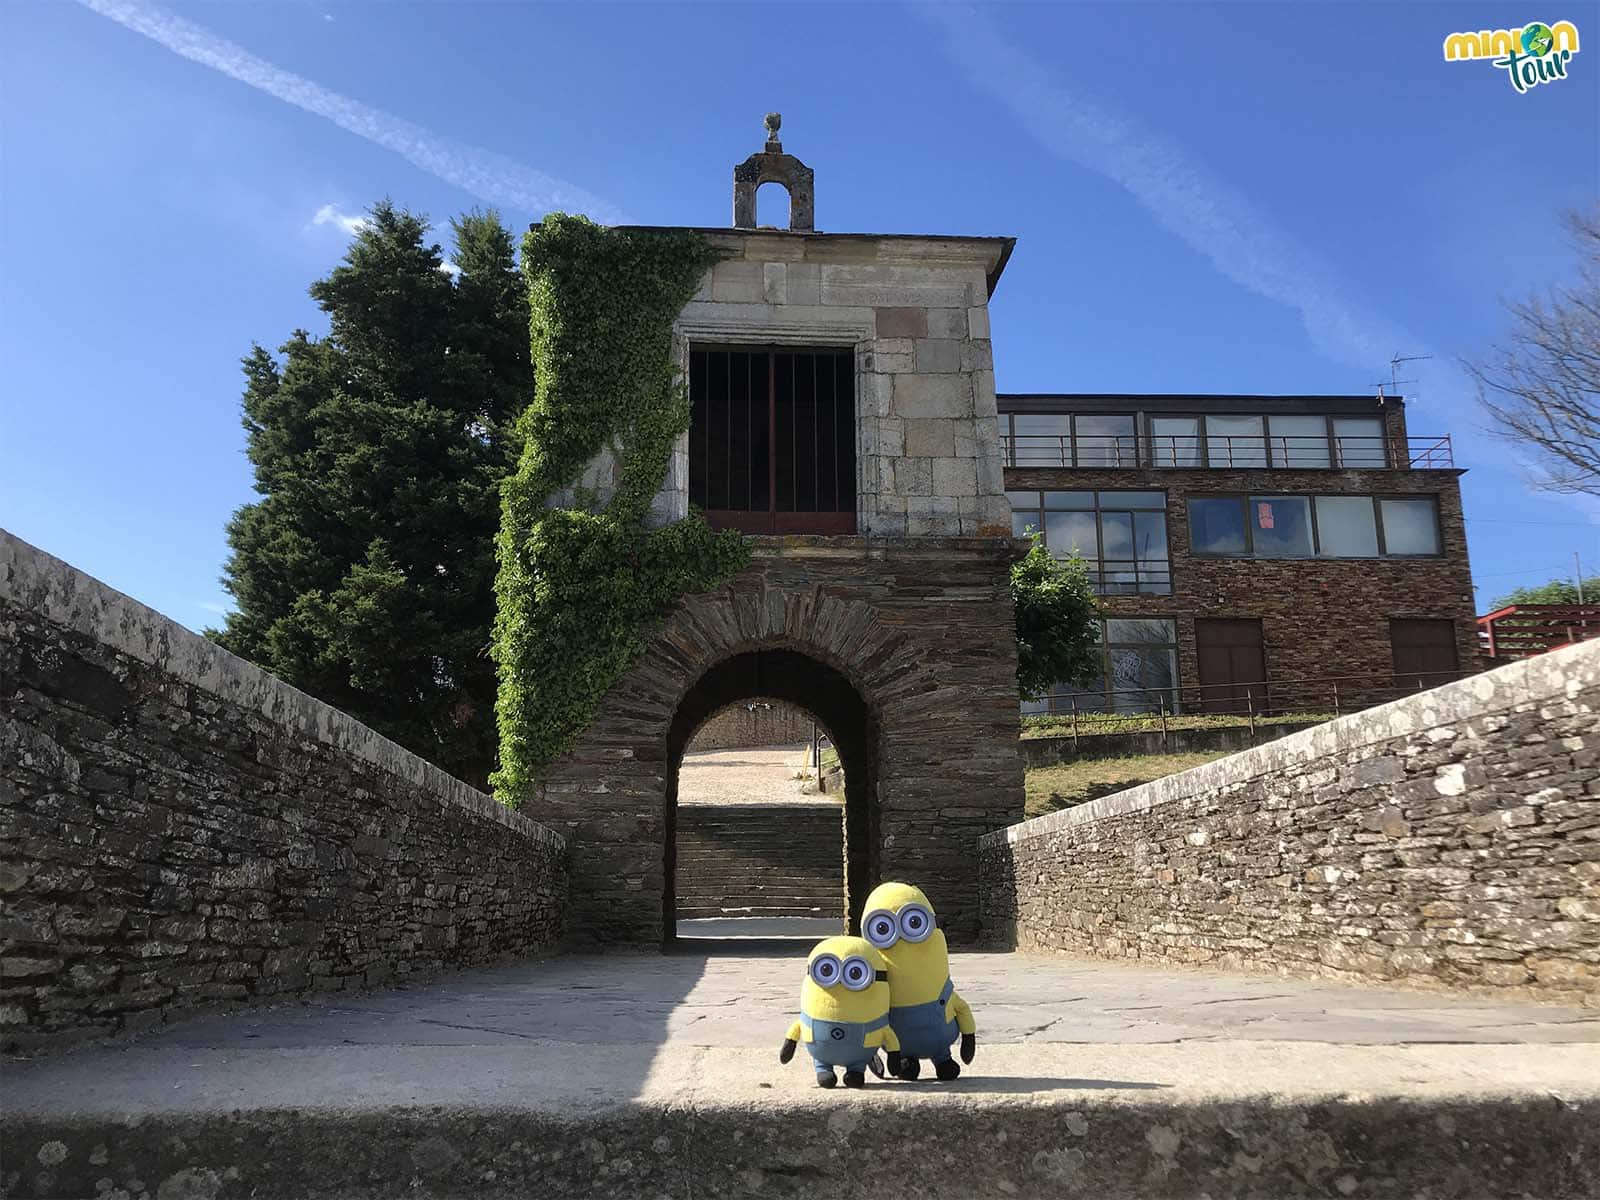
[1024,751,1229,819]
[1020,709,1332,740]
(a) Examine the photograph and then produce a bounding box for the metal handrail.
[1000,434,1453,470]
[1023,667,1471,730]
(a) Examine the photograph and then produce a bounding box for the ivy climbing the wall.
[492,215,749,802]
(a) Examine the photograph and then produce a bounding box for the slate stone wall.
[527,535,1025,946]
[0,532,568,1053]
[980,639,1600,1006]
[686,700,815,751]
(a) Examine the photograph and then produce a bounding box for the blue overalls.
[888,978,958,1062]
[801,1012,889,1074]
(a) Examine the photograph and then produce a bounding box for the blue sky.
[3,0,1598,633]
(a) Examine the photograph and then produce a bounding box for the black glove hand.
[885,1050,903,1075]
[867,1053,886,1079]
[780,1037,797,1064]
[960,1033,976,1064]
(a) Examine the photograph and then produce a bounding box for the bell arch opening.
[663,649,879,948]
[755,180,791,230]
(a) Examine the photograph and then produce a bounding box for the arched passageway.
[525,540,1024,947]
[664,650,878,946]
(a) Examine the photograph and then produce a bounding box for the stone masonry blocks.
[668,231,1008,539]
[904,418,956,458]
[980,639,1600,1008]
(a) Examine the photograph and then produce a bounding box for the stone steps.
[674,803,843,920]
[8,1045,1598,1200]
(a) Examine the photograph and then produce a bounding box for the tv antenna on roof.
[1373,352,1432,400]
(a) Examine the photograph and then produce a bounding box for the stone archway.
[526,538,1024,947]
[665,650,877,944]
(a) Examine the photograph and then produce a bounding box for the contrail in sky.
[920,4,1425,379]
[78,0,630,225]
[920,5,1600,521]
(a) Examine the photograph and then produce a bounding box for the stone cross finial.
[764,112,783,151]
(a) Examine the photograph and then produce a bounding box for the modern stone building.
[528,117,1027,945]
[999,393,1475,717]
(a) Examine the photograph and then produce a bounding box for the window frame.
[1000,413,1138,468]
[1008,489,1172,594]
[998,406,1395,470]
[1021,617,1181,715]
[1185,493,1443,559]
[689,342,857,535]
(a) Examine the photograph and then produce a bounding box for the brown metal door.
[1390,619,1459,692]
[1195,619,1267,713]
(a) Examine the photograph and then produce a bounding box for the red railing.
[1000,434,1453,471]
[1478,604,1600,660]
[1023,668,1470,739]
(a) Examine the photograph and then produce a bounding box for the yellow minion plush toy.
[779,936,899,1088]
[861,881,976,1081]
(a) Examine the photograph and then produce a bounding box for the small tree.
[1010,537,1101,700]
[1491,575,1600,609]
[1469,207,1600,498]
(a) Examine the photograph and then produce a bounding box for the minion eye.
[864,910,899,949]
[898,904,934,943]
[840,956,873,991]
[809,954,842,987]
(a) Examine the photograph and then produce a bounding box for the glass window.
[1012,414,1070,465]
[1189,497,1247,555]
[1042,490,1095,509]
[1380,498,1440,555]
[1334,418,1386,467]
[1250,495,1313,556]
[1133,511,1171,594]
[1098,511,1136,592]
[1268,415,1330,468]
[1045,511,1098,560]
[1006,490,1170,594]
[1025,620,1178,715]
[1206,415,1266,467]
[1074,414,1137,467]
[1314,496,1379,556]
[1149,416,1200,467]
[1105,618,1172,644]
[1116,491,1167,510]
[1105,619,1178,714]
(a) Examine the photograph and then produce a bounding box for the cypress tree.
[213,202,529,788]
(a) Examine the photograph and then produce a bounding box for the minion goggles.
[808,953,888,990]
[862,903,936,949]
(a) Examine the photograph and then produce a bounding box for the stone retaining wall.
[1019,721,1322,768]
[686,700,815,751]
[0,532,569,1052]
[981,639,1600,1006]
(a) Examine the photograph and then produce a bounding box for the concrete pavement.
[5,950,1600,1198]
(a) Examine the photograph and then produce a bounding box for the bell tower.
[732,112,815,231]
